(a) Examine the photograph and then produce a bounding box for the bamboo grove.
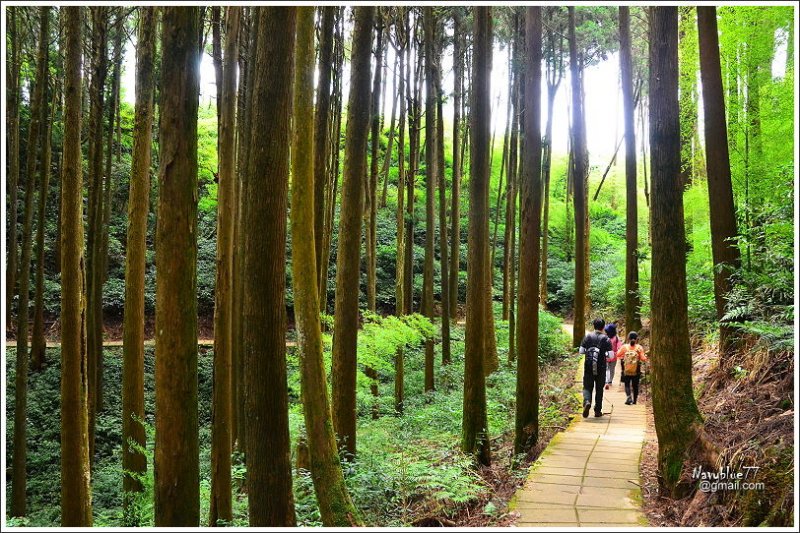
[4,5,795,527]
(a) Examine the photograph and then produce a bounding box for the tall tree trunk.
[31,59,56,372]
[448,10,463,320]
[422,7,437,392]
[649,6,706,496]
[242,7,297,526]
[678,7,698,189]
[462,5,491,467]
[568,7,587,347]
[209,6,240,526]
[502,33,519,322]
[314,7,335,296]
[403,20,421,315]
[366,16,384,313]
[86,6,108,460]
[291,11,362,524]
[7,6,21,330]
[154,7,200,526]
[332,6,375,460]
[539,84,556,308]
[394,10,408,412]
[122,5,155,524]
[515,6,542,454]
[60,8,93,525]
[13,7,50,517]
[620,7,642,333]
[97,9,123,413]
[436,43,450,366]
[697,6,742,356]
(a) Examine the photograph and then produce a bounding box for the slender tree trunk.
[209,6,240,526]
[366,17,384,313]
[12,7,50,517]
[394,11,408,412]
[462,6,491,467]
[649,6,706,496]
[435,46,450,366]
[60,8,93,525]
[154,7,200,526]
[121,5,155,524]
[314,7,335,295]
[539,85,556,308]
[332,6,375,460]
[502,37,519,322]
[31,63,55,372]
[241,7,297,526]
[380,51,400,208]
[291,11,362,523]
[568,7,587,347]
[86,6,108,460]
[620,7,643,333]
[403,21,420,315]
[448,10,462,320]
[515,6,542,454]
[422,7,437,391]
[7,6,21,331]
[697,6,742,356]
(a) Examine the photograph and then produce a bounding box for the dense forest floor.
[5,316,582,527]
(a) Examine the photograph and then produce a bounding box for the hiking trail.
[512,323,648,527]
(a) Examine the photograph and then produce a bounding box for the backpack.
[586,347,601,376]
[623,347,640,377]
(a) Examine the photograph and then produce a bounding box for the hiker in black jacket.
[579,318,615,418]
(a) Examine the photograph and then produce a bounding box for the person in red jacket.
[614,331,648,405]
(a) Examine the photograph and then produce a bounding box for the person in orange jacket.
[613,331,648,405]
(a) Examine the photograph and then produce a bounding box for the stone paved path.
[513,366,648,527]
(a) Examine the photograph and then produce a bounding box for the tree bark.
[332,6,374,460]
[121,5,155,524]
[154,7,201,526]
[649,6,704,495]
[291,11,362,524]
[422,7,437,391]
[60,7,93,525]
[366,16,384,313]
[31,53,55,372]
[209,6,239,527]
[241,7,297,526]
[380,49,400,208]
[403,18,421,315]
[448,10,463,320]
[697,6,742,355]
[568,7,587,347]
[620,7,643,334]
[7,6,21,330]
[462,6,491,467]
[435,40,450,366]
[86,6,108,460]
[314,7,335,296]
[12,7,50,517]
[515,6,543,454]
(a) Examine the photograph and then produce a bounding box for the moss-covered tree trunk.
[31,54,55,372]
[515,6,543,454]
[154,7,200,526]
[242,7,297,526]
[649,6,706,496]
[462,6,491,467]
[448,10,463,320]
[697,6,742,356]
[121,6,155,524]
[332,6,374,459]
[291,11,362,524]
[314,7,335,297]
[6,7,21,331]
[12,7,50,517]
[209,6,240,527]
[422,7,437,392]
[620,6,643,334]
[568,7,587,348]
[60,7,93,525]
[86,6,108,460]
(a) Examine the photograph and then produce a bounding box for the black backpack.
[585,346,601,376]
